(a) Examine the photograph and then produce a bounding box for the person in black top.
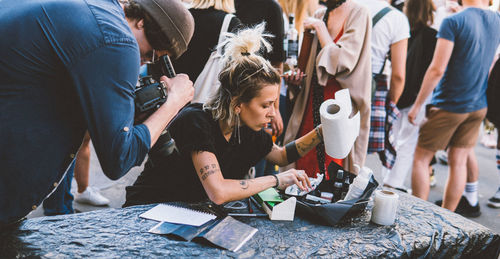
[397,0,437,111]
[235,0,286,66]
[486,56,500,208]
[381,0,437,191]
[124,24,326,206]
[235,0,286,138]
[173,0,241,82]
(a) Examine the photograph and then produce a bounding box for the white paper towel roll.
[371,190,399,225]
[319,89,360,159]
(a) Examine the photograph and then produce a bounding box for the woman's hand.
[303,17,324,32]
[276,169,312,191]
[283,68,306,88]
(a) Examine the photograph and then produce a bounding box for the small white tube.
[371,190,399,225]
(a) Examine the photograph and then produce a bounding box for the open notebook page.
[140,204,216,226]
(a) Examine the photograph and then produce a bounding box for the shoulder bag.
[192,14,234,104]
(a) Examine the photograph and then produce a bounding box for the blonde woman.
[172,0,241,83]
[277,0,311,34]
[124,25,326,206]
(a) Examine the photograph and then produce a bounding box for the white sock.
[463,181,478,206]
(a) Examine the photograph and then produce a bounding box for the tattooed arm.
[265,125,323,166]
[192,151,277,205]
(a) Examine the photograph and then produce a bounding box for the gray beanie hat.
[135,0,194,59]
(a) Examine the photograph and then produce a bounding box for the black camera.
[135,55,176,114]
[134,55,178,157]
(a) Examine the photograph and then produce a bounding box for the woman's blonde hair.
[205,23,281,126]
[278,0,309,34]
[190,0,235,13]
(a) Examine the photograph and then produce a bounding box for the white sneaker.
[436,150,448,165]
[75,187,110,206]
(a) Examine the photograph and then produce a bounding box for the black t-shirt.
[172,8,241,82]
[235,0,286,64]
[487,58,500,126]
[397,26,437,109]
[124,103,273,206]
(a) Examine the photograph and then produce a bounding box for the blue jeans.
[43,161,75,216]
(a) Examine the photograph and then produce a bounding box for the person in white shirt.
[360,0,409,105]
[358,0,410,170]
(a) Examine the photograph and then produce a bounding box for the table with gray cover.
[1,191,499,258]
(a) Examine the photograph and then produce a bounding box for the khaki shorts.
[418,107,487,151]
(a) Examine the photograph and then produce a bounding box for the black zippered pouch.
[282,162,378,226]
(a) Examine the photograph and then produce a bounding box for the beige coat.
[283,3,372,173]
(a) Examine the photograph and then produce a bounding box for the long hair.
[404,0,435,31]
[204,23,281,126]
[190,0,235,13]
[277,0,309,34]
[323,0,347,24]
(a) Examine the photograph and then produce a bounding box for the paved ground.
[366,142,500,234]
[28,139,500,234]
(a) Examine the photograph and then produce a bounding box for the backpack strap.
[216,14,234,53]
[372,6,393,75]
[372,6,392,27]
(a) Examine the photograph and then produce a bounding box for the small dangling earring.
[236,113,241,144]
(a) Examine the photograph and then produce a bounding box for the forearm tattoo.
[240,180,249,190]
[199,163,219,181]
[296,136,317,154]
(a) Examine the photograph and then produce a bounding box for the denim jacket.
[0,0,150,224]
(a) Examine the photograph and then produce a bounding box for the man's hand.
[408,104,421,125]
[161,74,194,110]
[143,74,193,147]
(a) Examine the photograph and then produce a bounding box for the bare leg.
[466,149,479,183]
[442,147,470,211]
[411,146,435,200]
[74,132,91,194]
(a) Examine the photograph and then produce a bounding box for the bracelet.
[272,174,280,188]
[315,125,324,142]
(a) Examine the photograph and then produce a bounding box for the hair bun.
[220,22,273,61]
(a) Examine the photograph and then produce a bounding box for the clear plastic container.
[343,167,372,201]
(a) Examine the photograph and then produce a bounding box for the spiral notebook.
[140,204,216,226]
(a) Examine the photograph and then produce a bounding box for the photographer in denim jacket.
[0,0,194,226]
